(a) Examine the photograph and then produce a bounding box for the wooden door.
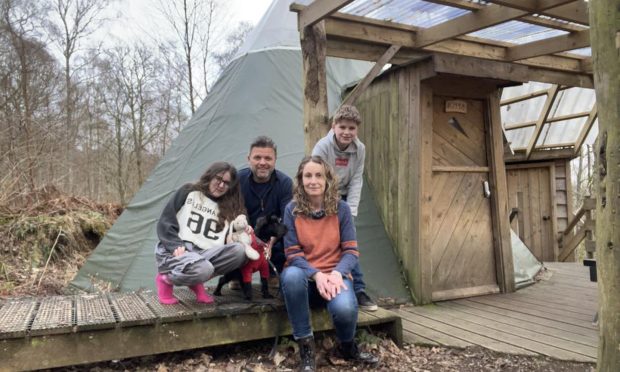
[506,165,556,261]
[430,96,499,301]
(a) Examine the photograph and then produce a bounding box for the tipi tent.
[71,0,411,302]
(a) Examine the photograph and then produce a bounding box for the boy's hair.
[249,135,277,157]
[333,105,361,126]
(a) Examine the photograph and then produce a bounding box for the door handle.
[483,181,491,198]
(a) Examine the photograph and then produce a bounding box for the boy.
[312,105,378,311]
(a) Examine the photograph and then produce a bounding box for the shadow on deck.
[0,285,402,371]
[395,262,598,363]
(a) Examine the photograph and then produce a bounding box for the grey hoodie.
[312,129,365,216]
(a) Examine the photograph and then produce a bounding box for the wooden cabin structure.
[291,0,596,305]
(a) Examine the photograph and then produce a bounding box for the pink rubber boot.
[189,283,215,304]
[156,273,179,304]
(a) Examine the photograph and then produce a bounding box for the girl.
[155,162,247,304]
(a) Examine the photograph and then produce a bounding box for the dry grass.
[0,185,121,297]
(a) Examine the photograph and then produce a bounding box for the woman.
[155,162,247,304]
[281,156,379,371]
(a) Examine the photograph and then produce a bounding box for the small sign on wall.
[445,100,467,114]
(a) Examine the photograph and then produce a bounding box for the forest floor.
[0,188,597,371]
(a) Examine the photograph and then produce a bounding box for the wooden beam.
[414,0,576,48]
[300,20,329,154]
[573,104,598,155]
[326,39,428,65]
[341,45,401,107]
[526,84,560,159]
[295,0,354,30]
[487,90,515,293]
[432,53,529,82]
[541,1,589,25]
[504,147,577,162]
[425,0,588,32]
[506,30,590,61]
[487,0,588,25]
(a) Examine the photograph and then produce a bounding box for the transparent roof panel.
[501,95,547,126]
[342,0,469,27]
[469,20,567,44]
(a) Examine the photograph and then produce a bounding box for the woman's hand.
[244,225,254,235]
[314,272,337,300]
[173,246,186,257]
[327,271,347,295]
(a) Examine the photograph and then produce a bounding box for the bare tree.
[212,21,252,74]
[47,0,108,190]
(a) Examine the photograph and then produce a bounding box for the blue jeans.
[351,262,365,294]
[281,266,358,342]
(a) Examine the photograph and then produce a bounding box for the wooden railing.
[557,197,596,261]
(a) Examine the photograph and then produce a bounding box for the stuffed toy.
[214,214,288,301]
[229,214,259,261]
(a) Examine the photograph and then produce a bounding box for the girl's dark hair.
[193,162,246,228]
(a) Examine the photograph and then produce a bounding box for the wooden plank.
[406,303,595,362]
[526,84,560,158]
[109,292,157,327]
[505,110,592,130]
[435,302,597,359]
[469,295,594,325]
[75,294,117,331]
[487,91,515,292]
[397,307,536,355]
[295,0,354,30]
[454,299,598,339]
[139,291,194,322]
[342,45,401,107]
[397,309,474,347]
[432,53,529,82]
[30,296,74,336]
[417,81,434,304]
[326,38,427,65]
[402,329,441,346]
[414,0,576,48]
[432,284,500,302]
[0,306,402,370]
[432,165,490,172]
[506,30,590,61]
[0,299,37,339]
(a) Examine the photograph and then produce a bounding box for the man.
[238,136,293,276]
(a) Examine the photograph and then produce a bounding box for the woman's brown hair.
[193,162,246,229]
[293,156,340,216]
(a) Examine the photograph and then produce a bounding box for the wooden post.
[487,89,515,293]
[300,21,329,154]
[589,0,620,371]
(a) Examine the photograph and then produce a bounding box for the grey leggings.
[155,241,246,286]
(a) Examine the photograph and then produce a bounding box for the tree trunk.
[589,1,620,371]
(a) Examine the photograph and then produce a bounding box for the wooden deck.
[0,286,401,371]
[395,262,598,363]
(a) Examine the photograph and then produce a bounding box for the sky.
[100,0,273,48]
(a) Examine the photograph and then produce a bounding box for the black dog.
[214,214,287,300]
